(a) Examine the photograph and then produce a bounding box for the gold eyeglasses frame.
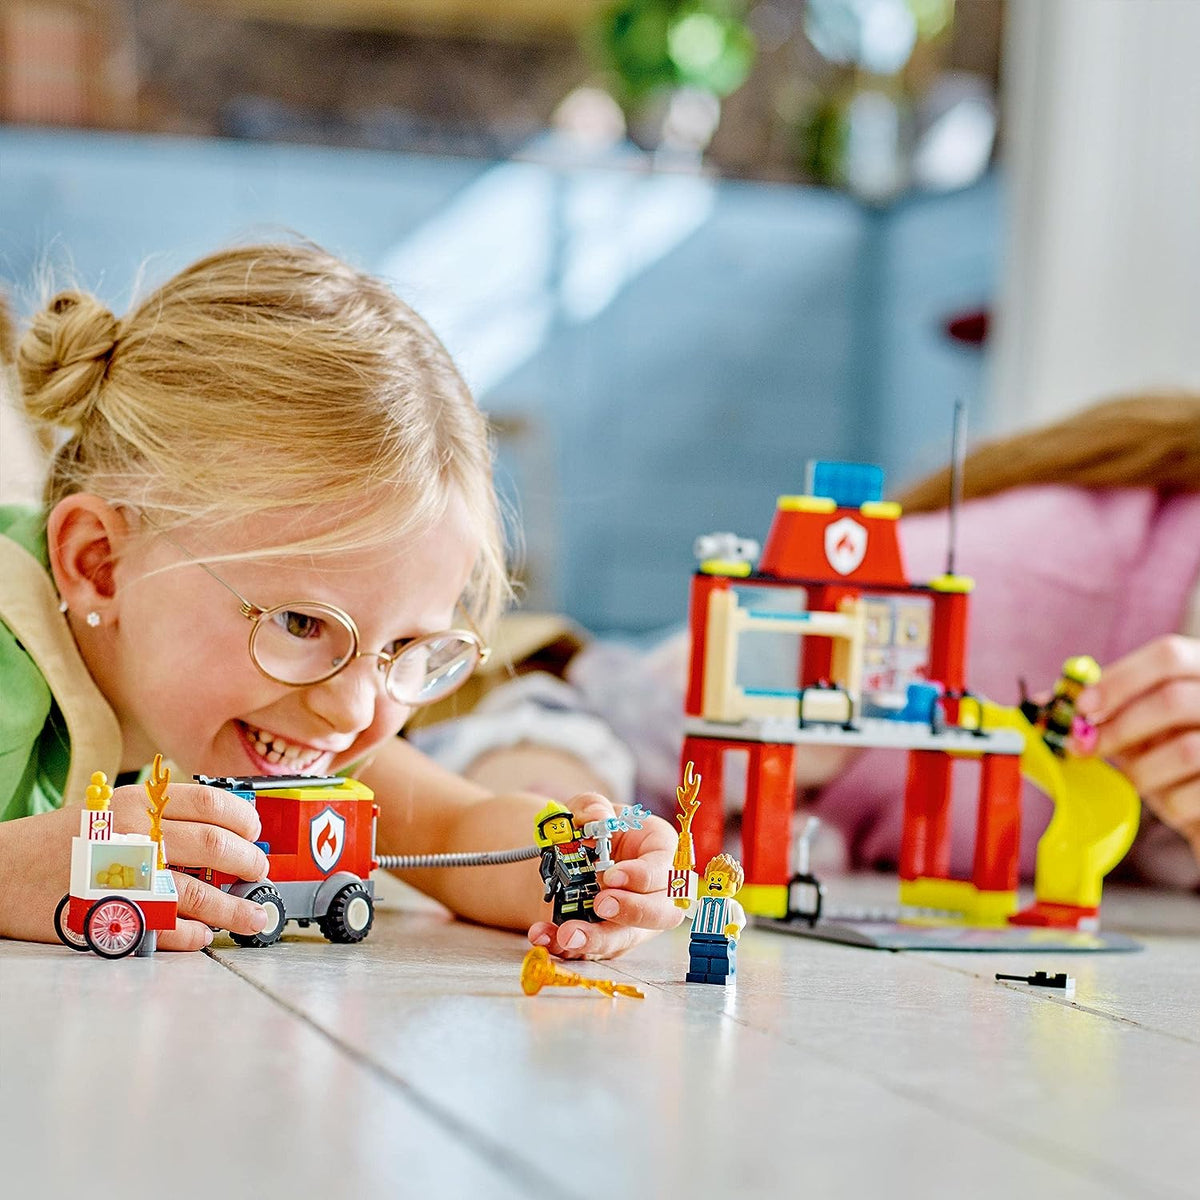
[136,514,491,705]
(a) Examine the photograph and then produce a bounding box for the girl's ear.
[47,495,132,622]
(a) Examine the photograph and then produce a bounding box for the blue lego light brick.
[806,460,885,508]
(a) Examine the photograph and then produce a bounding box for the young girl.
[0,242,679,958]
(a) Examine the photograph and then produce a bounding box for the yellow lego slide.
[979,703,1140,910]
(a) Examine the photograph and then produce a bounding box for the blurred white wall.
[0,367,43,507]
[990,0,1200,430]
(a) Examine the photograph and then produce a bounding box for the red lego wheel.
[84,896,146,959]
[53,895,89,951]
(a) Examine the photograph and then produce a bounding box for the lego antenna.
[946,399,967,577]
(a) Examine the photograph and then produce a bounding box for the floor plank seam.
[204,948,582,1200]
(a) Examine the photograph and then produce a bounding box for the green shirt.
[0,505,119,819]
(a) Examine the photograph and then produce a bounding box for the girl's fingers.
[1135,773,1200,833]
[601,846,674,894]
[110,782,268,883]
[172,871,270,938]
[607,815,677,865]
[528,918,648,960]
[579,923,647,960]
[164,821,269,884]
[592,885,685,931]
[156,918,216,952]
[568,792,615,823]
[1094,678,1200,759]
[527,921,557,949]
[1079,636,1200,720]
[111,782,262,843]
[174,784,263,842]
[1112,731,1200,797]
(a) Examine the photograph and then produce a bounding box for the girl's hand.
[527,792,683,961]
[107,781,272,950]
[1077,636,1200,860]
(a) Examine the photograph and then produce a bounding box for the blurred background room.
[2,0,1200,637]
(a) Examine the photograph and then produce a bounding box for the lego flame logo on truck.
[824,516,868,576]
[310,807,346,873]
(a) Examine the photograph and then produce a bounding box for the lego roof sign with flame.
[824,516,868,576]
[310,807,346,874]
[757,492,907,587]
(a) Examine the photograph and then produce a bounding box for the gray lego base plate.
[757,916,1142,952]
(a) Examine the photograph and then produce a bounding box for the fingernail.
[250,904,269,931]
[532,932,552,946]
[1077,687,1098,711]
[594,896,619,918]
[203,927,214,946]
[564,929,587,950]
[603,869,628,888]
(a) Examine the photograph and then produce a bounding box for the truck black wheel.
[318,881,374,944]
[230,885,287,947]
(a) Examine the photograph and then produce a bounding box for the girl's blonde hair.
[895,393,1200,514]
[15,242,510,630]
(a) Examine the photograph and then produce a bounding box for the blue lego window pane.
[806,461,884,507]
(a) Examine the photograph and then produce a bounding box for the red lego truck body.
[185,775,380,947]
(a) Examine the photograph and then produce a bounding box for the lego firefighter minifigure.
[534,801,603,924]
[684,853,746,986]
[1020,654,1102,757]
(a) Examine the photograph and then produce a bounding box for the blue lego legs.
[687,931,737,985]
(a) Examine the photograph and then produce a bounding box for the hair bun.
[17,290,119,430]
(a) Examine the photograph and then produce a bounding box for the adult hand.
[1077,635,1200,859]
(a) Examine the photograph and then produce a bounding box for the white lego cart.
[54,805,179,959]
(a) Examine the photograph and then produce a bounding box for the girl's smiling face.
[77,496,480,778]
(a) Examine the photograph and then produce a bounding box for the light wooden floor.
[4,875,1199,1200]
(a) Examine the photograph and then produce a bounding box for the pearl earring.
[86,611,101,628]
[58,599,69,614]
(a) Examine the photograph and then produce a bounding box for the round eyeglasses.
[243,598,488,705]
[143,520,490,706]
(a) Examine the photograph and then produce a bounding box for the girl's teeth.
[245,726,324,769]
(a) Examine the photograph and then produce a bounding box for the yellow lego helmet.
[534,800,574,847]
[1061,655,1102,687]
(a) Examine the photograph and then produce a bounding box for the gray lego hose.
[377,845,540,870]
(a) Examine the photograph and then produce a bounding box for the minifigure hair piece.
[704,853,744,892]
[14,242,510,629]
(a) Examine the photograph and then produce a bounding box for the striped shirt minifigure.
[685,853,746,985]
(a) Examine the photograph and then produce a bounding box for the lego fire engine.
[187,773,380,947]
